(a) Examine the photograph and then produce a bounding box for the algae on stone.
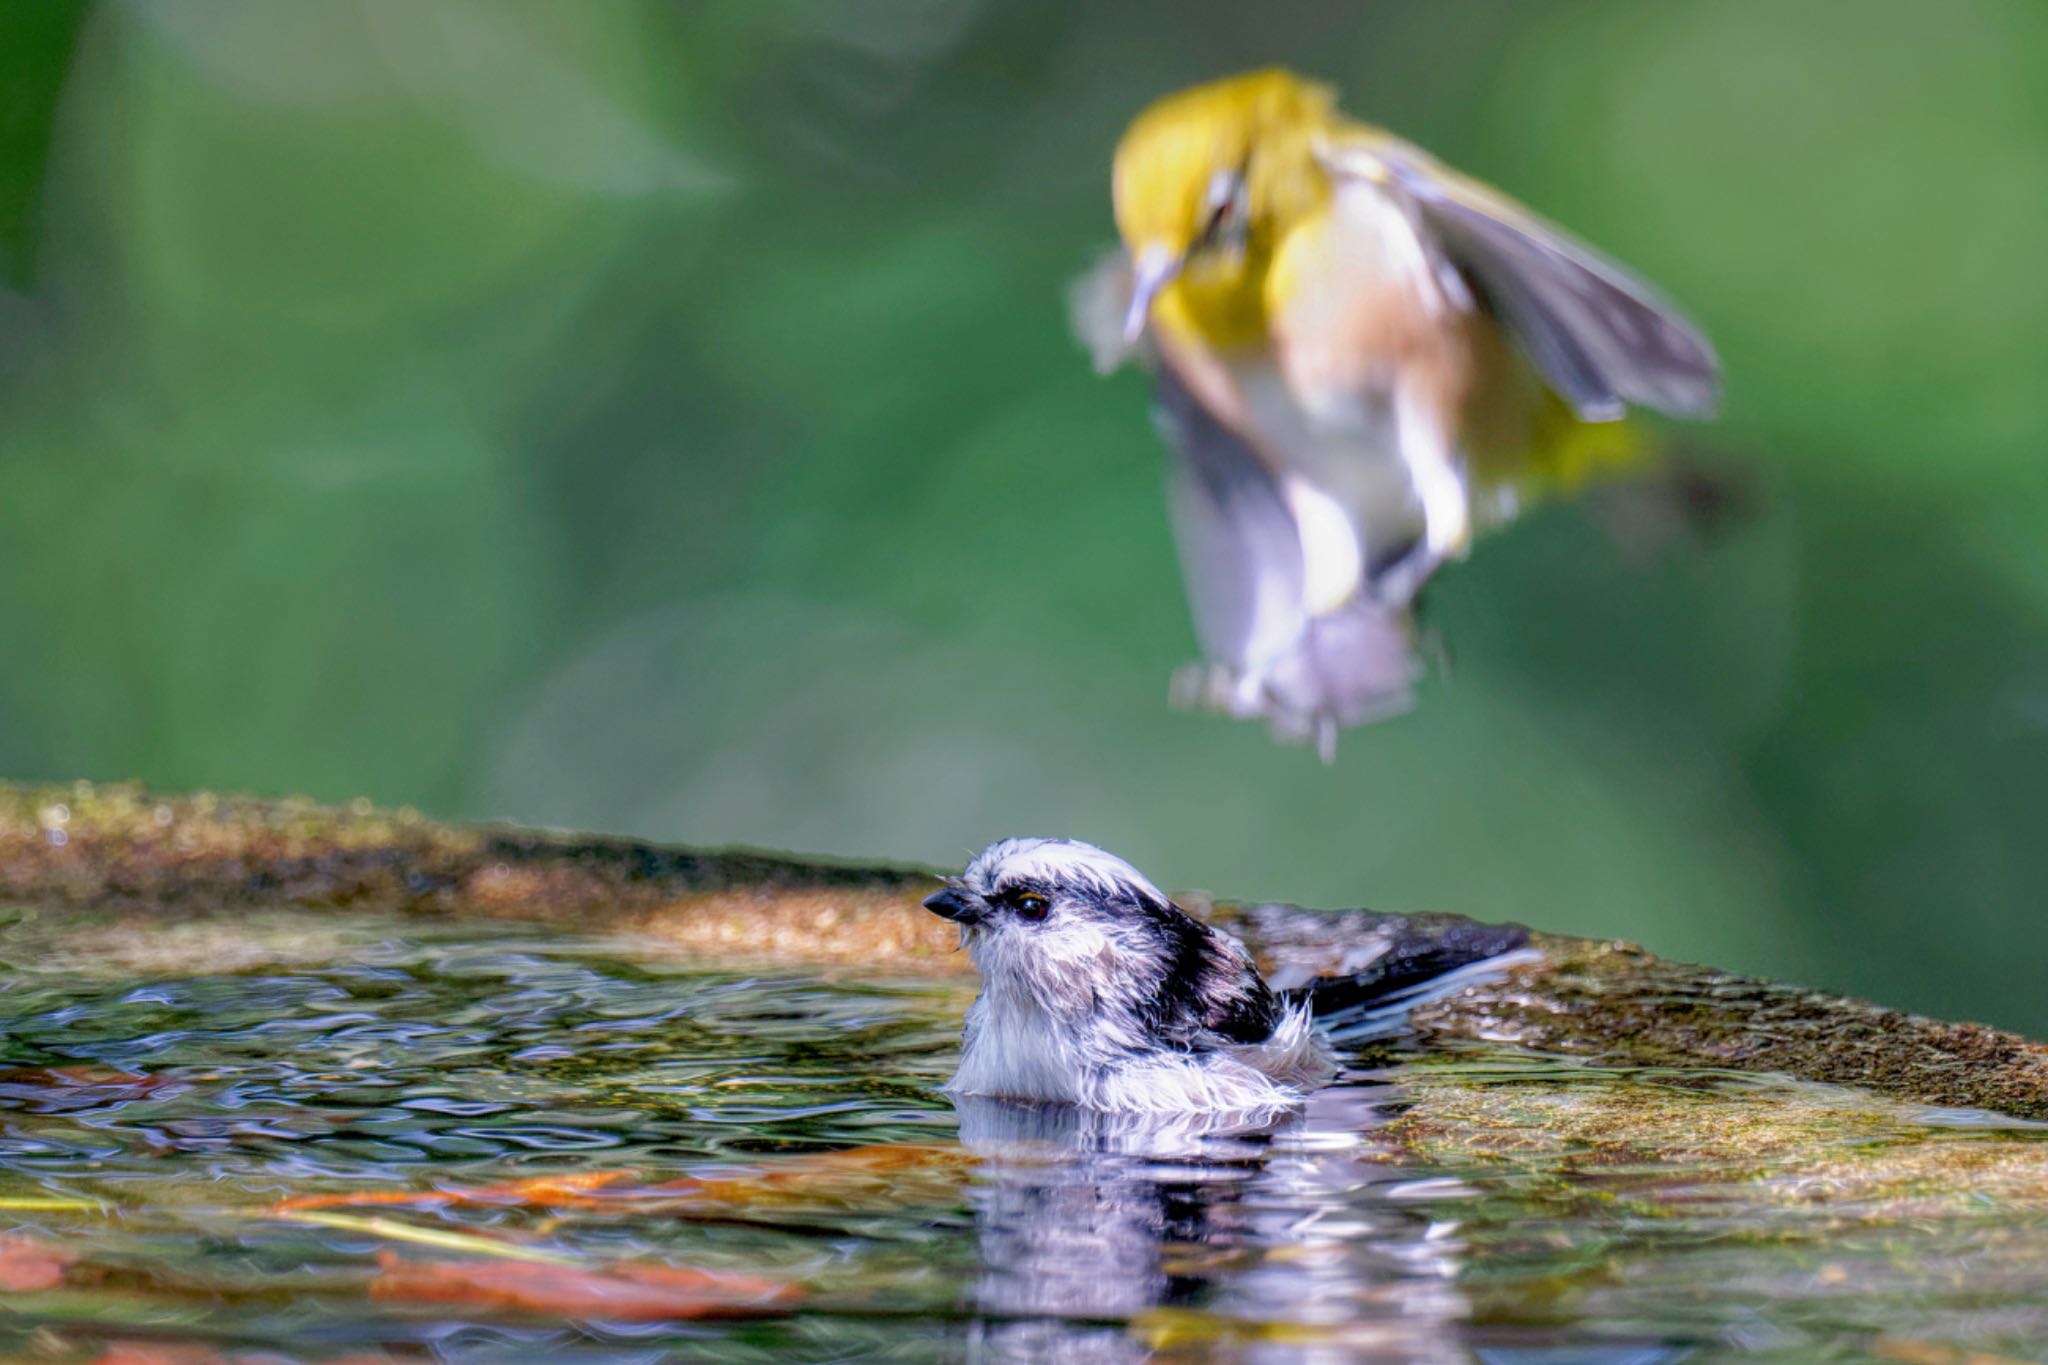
[3,779,2044,1120]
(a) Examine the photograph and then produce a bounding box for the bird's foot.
[1369,545,1439,608]
[1169,661,1265,719]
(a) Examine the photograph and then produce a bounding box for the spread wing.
[1320,135,1721,424]
[1069,259,1314,679]
[1070,250,1422,748]
[1154,368,1311,677]
[1156,368,1421,746]
[1067,246,1141,375]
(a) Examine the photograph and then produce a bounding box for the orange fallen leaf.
[274,1143,973,1215]
[273,1169,634,1213]
[88,1345,232,1365]
[679,1143,974,1209]
[1871,1336,2040,1365]
[0,1067,176,1110]
[0,1235,75,1291]
[0,1065,163,1087]
[370,1250,799,1320]
[88,1346,391,1365]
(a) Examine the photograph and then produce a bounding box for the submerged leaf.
[0,1066,179,1111]
[0,1233,74,1290]
[87,1346,233,1365]
[0,1195,105,1211]
[674,1143,974,1210]
[272,1169,634,1214]
[278,1210,581,1264]
[369,1250,799,1320]
[272,1144,973,1216]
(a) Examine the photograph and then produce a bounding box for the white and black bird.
[926,838,1537,1115]
[924,838,1337,1114]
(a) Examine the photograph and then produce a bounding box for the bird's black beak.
[922,885,985,925]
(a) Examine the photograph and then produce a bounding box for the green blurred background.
[1,1,2044,1030]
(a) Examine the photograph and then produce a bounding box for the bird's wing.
[1070,249,1422,744]
[1154,366,1310,676]
[1251,904,1538,1043]
[1067,246,1141,374]
[1318,132,1720,424]
[1156,367,1421,747]
[1067,248,1298,655]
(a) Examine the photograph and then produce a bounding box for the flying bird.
[1074,68,1720,756]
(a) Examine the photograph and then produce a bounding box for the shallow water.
[2,908,2047,1363]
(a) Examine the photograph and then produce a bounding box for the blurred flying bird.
[1074,69,1720,757]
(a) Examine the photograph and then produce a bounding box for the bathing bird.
[924,837,1536,1114]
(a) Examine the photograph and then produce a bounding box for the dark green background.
[2,2,2044,1031]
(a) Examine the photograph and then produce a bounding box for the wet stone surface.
[4,908,2048,1363]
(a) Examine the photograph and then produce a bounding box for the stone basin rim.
[1,777,2043,1122]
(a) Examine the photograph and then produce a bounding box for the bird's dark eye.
[1013,892,1050,922]
[1200,203,1230,243]
[1197,166,1249,249]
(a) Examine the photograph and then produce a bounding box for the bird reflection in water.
[951,1085,1692,1364]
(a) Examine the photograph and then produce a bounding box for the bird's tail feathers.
[1265,911,1539,1044]
[1307,946,1544,1044]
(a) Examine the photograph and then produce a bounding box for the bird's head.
[925,838,1276,1042]
[923,837,1172,943]
[1111,68,1338,347]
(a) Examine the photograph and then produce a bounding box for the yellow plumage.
[1114,69,1655,522]
[1081,68,1717,753]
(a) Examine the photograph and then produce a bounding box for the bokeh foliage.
[1,1,2044,1030]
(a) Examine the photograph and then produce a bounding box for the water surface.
[1,908,2044,1362]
